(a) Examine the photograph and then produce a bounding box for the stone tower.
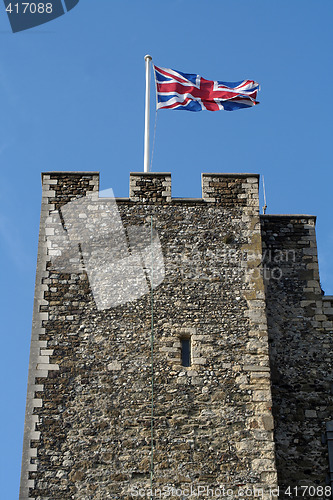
[20,172,333,499]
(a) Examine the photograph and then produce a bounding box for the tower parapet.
[202,173,259,208]
[129,172,171,202]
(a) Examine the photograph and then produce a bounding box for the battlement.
[42,171,261,210]
[129,172,171,202]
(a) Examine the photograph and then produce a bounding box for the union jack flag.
[154,65,260,112]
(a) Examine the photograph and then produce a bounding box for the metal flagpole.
[144,55,152,173]
[262,175,267,214]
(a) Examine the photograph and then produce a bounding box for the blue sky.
[0,1,332,497]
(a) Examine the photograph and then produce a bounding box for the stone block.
[252,390,271,402]
[305,410,317,418]
[252,459,275,472]
[107,362,122,371]
[36,363,59,371]
[262,415,274,430]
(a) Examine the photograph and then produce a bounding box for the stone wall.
[20,172,278,499]
[261,215,333,493]
[19,172,99,500]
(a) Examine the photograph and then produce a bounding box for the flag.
[154,65,260,112]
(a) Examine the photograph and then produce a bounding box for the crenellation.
[129,172,171,202]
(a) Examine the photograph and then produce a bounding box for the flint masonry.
[20,172,333,499]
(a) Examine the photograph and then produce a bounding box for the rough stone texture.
[261,215,333,495]
[20,172,331,500]
[130,172,171,203]
[202,173,259,207]
[19,173,99,500]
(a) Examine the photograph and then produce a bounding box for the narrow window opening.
[181,337,191,367]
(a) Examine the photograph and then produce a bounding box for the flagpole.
[262,175,267,214]
[144,55,152,173]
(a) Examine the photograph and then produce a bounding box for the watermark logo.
[130,484,277,498]
[129,484,330,498]
[45,190,165,310]
[167,246,296,283]
[3,0,80,33]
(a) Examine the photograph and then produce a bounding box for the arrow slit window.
[181,337,191,367]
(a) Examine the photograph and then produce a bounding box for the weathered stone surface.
[261,214,333,493]
[20,173,332,500]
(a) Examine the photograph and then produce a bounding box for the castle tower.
[20,172,333,499]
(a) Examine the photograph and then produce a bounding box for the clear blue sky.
[1,1,332,497]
